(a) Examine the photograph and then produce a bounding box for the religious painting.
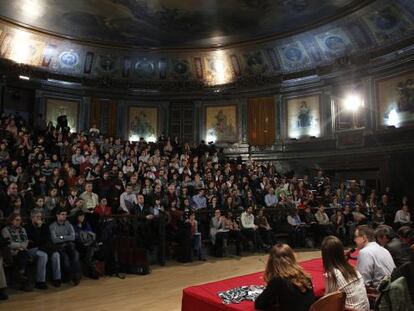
[205,55,233,86]
[286,95,320,138]
[45,98,79,132]
[128,107,158,141]
[377,71,414,127]
[205,105,237,143]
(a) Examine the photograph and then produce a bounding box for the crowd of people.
[0,111,412,308]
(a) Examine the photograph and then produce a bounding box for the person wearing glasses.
[354,225,395,288]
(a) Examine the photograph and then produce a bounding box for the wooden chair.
[309,291,346,311]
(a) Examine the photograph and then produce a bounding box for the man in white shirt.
[241,206,265,251]
[354,225,396,287]
[79,182,99,213]
[119,184,138,214]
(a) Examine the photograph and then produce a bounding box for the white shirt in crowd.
[241,212,255,229]
[119,192,138,213]
[394,210,411,224]
[357,242,396,287]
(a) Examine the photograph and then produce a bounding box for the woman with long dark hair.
[255,244,314,310]
[321,236,369,311]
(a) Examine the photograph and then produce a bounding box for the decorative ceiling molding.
[0,0,413,89]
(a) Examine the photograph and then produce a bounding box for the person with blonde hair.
[321,236,369,311]
[255,244,315,310]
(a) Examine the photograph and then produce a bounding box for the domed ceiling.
[0,0,370,48]
[0,0,413,90]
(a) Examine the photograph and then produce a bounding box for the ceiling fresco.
[0,0,413,89]
[0,0,368,48]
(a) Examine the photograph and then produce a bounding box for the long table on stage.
[182,256,357,311]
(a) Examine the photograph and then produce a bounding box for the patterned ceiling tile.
[277,41,313,72]
[315,28,355,59]
[363,4,414,43]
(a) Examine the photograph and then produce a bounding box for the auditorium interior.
[0,0,414,310]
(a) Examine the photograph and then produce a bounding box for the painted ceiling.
[0,0,413,89]
[0,0,369,48]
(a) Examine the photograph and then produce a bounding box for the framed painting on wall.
[376,71,414,127]
[45,97,79,132]
[128,106,158,142]
[205,105,237,143]
[286,94,321,139]
[333,96,365,131]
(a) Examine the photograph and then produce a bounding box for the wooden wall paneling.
[90,97,101,128]
[169,102,194,142]
[90,97,117,136]
[182,103,194,142]
[248,97,275,146]
[169,104,182,139]
[107,100,117,137]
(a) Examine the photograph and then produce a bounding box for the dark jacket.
[385,238,412,268]
[391,255,414,305]
[130,203,152,220]
[255,277,315,311]
[25,222,52,251]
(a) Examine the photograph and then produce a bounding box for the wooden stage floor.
[0,250,320,311]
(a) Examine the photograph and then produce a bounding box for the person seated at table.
[354,225,395,288]
[255,243,314,311]
[375,225,412,268]
[321,236,370,311]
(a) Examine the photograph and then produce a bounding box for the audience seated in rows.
[0,112,413,302]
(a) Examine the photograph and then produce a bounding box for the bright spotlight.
[343,95,364,112]
[129,135,140,142]
[386,108,400,127]
[206,133,217,143]
[146,135,157,143]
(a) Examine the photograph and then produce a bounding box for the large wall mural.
[0,0,413,88]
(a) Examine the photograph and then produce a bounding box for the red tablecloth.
[182,256,357,311]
